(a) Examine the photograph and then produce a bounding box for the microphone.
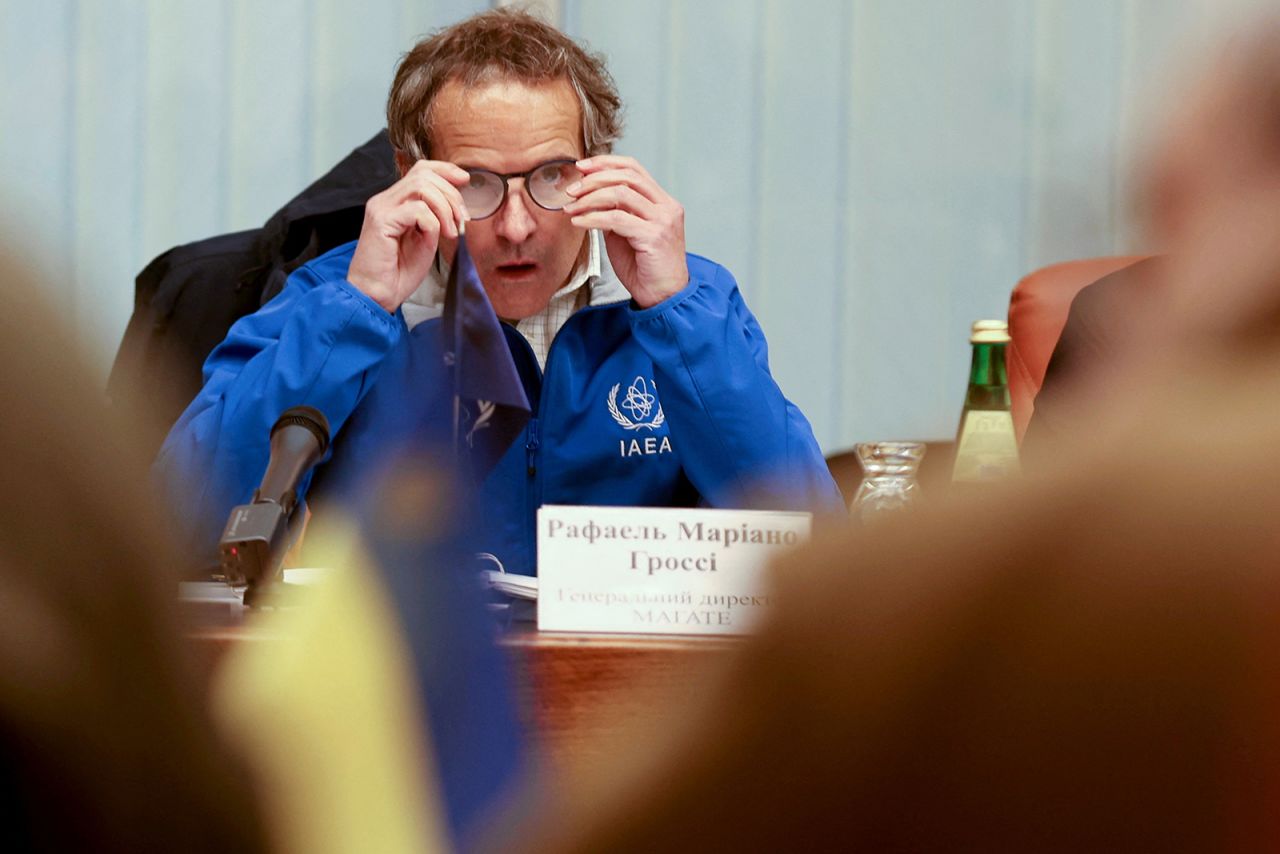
[218,406,330,603]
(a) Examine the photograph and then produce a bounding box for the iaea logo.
[607,375,666,431]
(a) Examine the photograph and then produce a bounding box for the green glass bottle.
[951,320,1021,483]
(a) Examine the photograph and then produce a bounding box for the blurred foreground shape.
[0,252,270,853]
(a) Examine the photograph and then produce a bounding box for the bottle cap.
[970,319,1010,343]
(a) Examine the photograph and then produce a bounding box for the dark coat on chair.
[107,131,397,461]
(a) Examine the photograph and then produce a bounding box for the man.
[157,9,840,574]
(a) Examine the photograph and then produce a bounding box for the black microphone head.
[270,406,331,456]
[223,406,332,597]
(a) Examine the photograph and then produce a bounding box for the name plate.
[536,505,811,636]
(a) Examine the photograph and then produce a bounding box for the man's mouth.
[494,261,539,280]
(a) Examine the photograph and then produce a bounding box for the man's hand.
[348,160,470,313]
[564,156,689,308]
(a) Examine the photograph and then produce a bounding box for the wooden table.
[499,626,740,769]
[184,594,739,771]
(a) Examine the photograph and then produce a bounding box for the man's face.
[430,78,587,321]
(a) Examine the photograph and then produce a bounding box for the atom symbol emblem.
[607,375,666,431]
[621,376,655,420]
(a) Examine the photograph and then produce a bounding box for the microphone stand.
[219,406,330,606]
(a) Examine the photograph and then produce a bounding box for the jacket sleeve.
[627,257,844,514]
[154,254,403,563]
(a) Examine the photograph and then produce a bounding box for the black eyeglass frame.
[459,158,582,220]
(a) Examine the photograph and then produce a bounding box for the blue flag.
[441,232,531,479]
[284,233,534,846]
[353,455,527,847]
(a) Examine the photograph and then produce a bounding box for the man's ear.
[394,150,416,177]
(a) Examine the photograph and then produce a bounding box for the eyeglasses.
[459,159,584,220]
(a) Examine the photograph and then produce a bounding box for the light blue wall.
[0,0,488,382]
[566,0,1199,448]
[1,0,1208,450]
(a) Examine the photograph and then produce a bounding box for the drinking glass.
[849,441,926,524]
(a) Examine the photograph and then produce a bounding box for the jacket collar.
[402,230,628,329]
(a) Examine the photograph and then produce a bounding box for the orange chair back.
[1007,256,1148,442]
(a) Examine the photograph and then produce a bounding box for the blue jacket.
[156,240,842,574]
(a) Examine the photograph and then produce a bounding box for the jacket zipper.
[511,302,616,478]
[506,298,626,566]
[525,417,540,476]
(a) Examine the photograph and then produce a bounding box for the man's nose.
[494,181,537,244]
